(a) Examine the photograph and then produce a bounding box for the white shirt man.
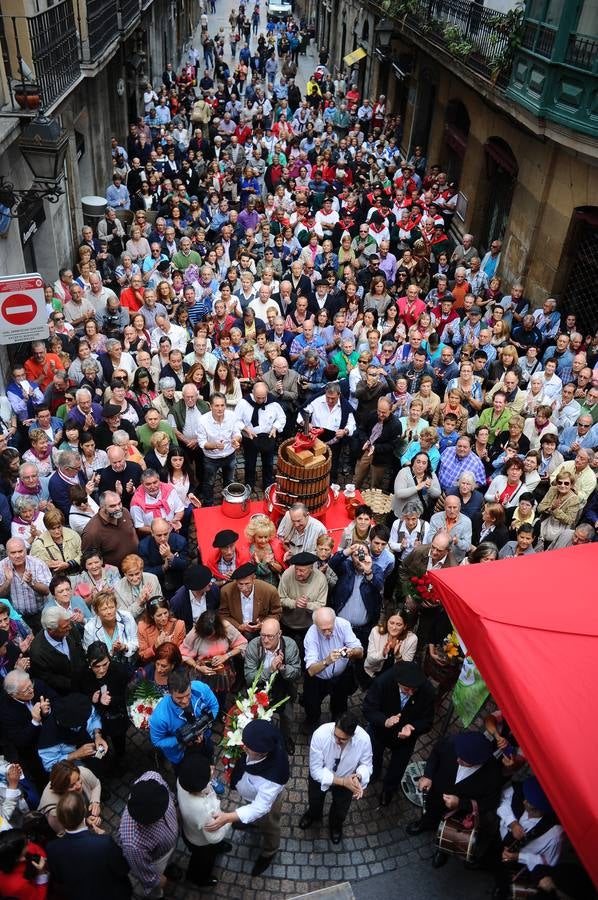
[234,395,286,437]
[151,316,188,353]
[197,402,241,459]
[309,719,372,792]
[301,390,356,438]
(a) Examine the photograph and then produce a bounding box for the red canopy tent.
[430,545,598,888]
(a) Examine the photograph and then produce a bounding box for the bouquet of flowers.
[402,573,442,611]
[219,666,288,782]
[443,629,462,660]
[128,680,164,730]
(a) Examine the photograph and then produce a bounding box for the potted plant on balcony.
[13,83,41,110]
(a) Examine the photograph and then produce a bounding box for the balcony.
[118,0,140,33]
[76,0,120,65]
[374,0,518,85]
[507,12,598,139]
[0,1,81,113]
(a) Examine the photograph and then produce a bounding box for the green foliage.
[442,23,473,59]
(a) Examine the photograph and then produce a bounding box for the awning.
[344,47,367,66]
[443,123,468,158]
[483,140,519,177]
[430,546,598,889]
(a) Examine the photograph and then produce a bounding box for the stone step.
[289,884,355,900]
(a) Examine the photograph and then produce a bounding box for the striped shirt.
[120,772,178,893]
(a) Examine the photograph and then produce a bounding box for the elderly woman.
[0,599,32,652]
[412,375,441,423]
[476,502,510,548]
[446,470,484,532]
[75,548,120,594]
[389,500,430,559]
[137,597,186,662]
[537,471,582,546]
[44,574,91,628]
[492,414,530,462]
[364,608,418,679]
[125,224,151,263]
[401,426,441,471]
[235,341,262,396]
[11,494,46,548]
[83,589,138,661]
[485,457,527,509]
[81,640,130,760]
[181,609,247,712]
[38,760,101,835]
[22,429,54,477]
[244,515,285,586]
[30,508,82,575]
[115,553,162,620]
[392,451,441,518]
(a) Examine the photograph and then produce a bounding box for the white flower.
[260,709,274,721]
[226,729,243,746]
[237,714,251,730]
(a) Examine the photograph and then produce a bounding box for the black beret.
[127,779,170,825]
[212,529,239,548]
[183,564,212,591]
[289,552,318,566]
[231,562,257,579]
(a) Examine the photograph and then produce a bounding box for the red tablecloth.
[193,495,353,558]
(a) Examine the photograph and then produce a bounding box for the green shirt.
[478,406,512,444]
[136,421,178,454]
[171,249,202,272]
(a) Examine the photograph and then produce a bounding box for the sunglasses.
[556,480,571,485]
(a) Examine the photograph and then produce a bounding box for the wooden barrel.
[275,438,332,513]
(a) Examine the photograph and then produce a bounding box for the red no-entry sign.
[1,293,38,325]
[0,273,48,344]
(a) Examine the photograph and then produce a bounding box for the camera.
[176,712,213,747]
[357,548,366,562]
[340,647,348,658]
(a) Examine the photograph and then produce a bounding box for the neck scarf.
[245,392,275,427]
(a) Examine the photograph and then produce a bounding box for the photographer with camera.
[149,666,218,766]
[329,542,384,688]
[303,608,363,732]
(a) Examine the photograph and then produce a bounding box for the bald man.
[302,609,363,730]
[96,445,142,509]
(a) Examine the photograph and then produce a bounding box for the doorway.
[557,207,598,337]
[480,137,518,252]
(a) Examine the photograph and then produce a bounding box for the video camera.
[175,711,213,747]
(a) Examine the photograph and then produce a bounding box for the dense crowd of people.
[0,0,595,898]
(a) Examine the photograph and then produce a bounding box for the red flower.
[136,703,145,713]
[410,577,419,584]
[250,703,259,715]
[222,756,230,766]
[145,706,153,715]
[255,691,269,707]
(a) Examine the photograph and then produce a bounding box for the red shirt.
[120,285,144,314]
[397,296,426,330]
[24,353,63,390]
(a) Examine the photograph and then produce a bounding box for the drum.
[435,815,477,862]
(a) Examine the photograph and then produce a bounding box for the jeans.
[201,453,236,505]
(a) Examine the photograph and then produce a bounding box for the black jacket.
[29,630,87,695]
[47,829,132,900]
[363,665,435,743]
[0,677,54,756]
[170,585,220,632]
[423,735,503,818]
[96,462,143,508]
[358,409,403,464]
